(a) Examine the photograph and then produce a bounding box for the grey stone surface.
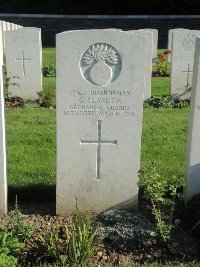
[13,24,18,30]
[0,22,3,65]
[185,38,200,201]
[129,30,153,100]
[5,27,42,100]
[5,22,10,31]
[0,66,7,215]
[167,28,188,63]
[56,29,147,214]
[10,23,15,31]
[2,21,6,32]
[143,28,158,59]
[170,30,200,99]
[2,21,6,48]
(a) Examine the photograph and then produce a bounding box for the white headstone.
[185,38,200,201]
[5,22,10,31]
[10,23,15,31]
[5,27,42,100]
[56,30,147,214]
[13,24,18,30]
[129,30,153,100]
[2,21,6,32]
[104,28,122,31]
[16,25,22,29]
[0,66,7,215]
[143,28,158,59]
[0,23,3,65]
[167,28,188,63]
[170,30,200,99]
[2,21,6,48]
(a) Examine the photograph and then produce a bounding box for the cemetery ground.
[1,48,200,267]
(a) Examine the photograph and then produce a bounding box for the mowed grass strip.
[6,48,187,201]
[42,48,170,97]
[141,106,189,179]
[6,105,190,201]
[43,48,56,65]
[43,77,56,95]
[151,77,170,96]
[6,108,56,201]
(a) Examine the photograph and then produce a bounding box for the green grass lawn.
[42,77,170,98]
[42,48,170,95]
[43,77,56,91]
[157,48,166,55]
[42,48,56,65]
[7,108,56,201]
[5,48,197,267]
[7,48,186,202]
[141,106,189,179]
[151,77,170,96]
[42,48,165,65]
[7,103,189,202]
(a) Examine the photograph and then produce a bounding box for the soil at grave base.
[5,96,24,108]
[0,201,200,266]
[152,72,170,77]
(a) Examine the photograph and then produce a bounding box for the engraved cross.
[15,49,31,76]
[80,120,117,179]
[182,64,193,87]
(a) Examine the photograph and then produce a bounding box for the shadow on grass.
[9,184,56,203]
[9,184,56,202]
[8,184,56,215]
[8,185,56,202]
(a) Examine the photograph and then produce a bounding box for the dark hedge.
[0,0,200,14]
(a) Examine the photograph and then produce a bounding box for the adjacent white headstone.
[0,23,3,65]
[2,21,6,48]
[170,30,200,99]
[185,38,200,201]
[167,28,187,63]
[56,30,147,214]
[104,28,122,31]
[0,66,7,215]
[5,22,10,31]
[13,24,18,30]
[2,21,6,32]
[5,27,42,100]
[129,30,153,100]
[10,23,15,31]
[143,28,158,59]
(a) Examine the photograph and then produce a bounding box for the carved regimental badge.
[80,43,122,86]
[182,33,196,51]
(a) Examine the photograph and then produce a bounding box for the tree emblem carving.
[80,43,121,86]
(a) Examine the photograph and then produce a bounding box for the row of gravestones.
[0,28,200,216]
[0,21,23,65]
[1,27,158,101]
[3,26,200,104]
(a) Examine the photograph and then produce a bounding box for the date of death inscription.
[63,89,135,118]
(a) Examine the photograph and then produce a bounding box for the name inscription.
[64,89,135,117]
